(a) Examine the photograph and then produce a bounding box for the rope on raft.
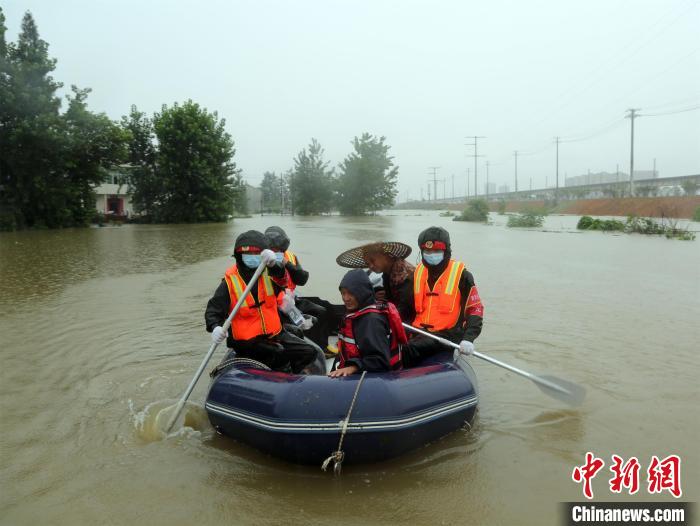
[321,370,367,475]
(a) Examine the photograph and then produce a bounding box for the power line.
[641,105,700,117]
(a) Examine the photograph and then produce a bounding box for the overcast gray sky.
[5,0,700,199]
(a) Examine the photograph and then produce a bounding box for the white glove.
[459,340,474,356]
[301,315,317,330]
[260,249,276,267]
[211,326,227,344]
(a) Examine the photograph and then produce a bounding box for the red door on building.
[107,197,123,215]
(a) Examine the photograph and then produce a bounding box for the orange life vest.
[283,250,299,291]
[338,302,405,370]
[224,264,282,341]
[412,259,465,332]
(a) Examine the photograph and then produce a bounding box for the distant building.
[94,169,133,217]
[485,182,497,195]
[498,184,510,194]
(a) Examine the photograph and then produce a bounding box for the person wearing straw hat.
[402,226,484,367]
[205,230,321,373]
[336,241,415,323]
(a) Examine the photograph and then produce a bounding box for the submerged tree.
[289,139,334,215]
[260,171,281,212]
[0,10,126,229]
[151,100,240,222]
[121,105,158,216]
[336,133,398,215]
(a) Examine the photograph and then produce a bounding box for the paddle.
[402,323,586,407]
[164,256,270,433]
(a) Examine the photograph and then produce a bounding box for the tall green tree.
[62,86,129,224]
[151,100,239,222]
[0,10,126,229]
[289,138,334,215]
[260,171,281,212]
[121,105,158,216]
[0,10,64,229]
[336,133,399,215]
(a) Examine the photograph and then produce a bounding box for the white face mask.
[242,254,262,268]
[422,251,445,266]
[274,252,284,263]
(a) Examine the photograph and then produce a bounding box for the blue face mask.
[423,251,444,266]
[242,254,262,268]
[274,252,284,263]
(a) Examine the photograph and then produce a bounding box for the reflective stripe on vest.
[338,303,403,370]
[412,259,465,332]
[283,250,298,291]
[224,264,282,340]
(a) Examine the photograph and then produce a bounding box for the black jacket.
[339,269,391,372]
[381,272,415,324]
[285,253,309,287]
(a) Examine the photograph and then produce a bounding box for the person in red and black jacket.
[403,226,484,368]
[328,269,405,377]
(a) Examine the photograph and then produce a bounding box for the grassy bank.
[401,196,700,219]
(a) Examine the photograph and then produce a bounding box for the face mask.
[423,251,444,266]
[275,252,284,263]
[242,254,262,268]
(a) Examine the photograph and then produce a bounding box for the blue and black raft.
[205,349,478,468]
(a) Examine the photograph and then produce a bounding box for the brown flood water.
[1,212,698,525]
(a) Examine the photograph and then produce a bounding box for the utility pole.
[554,136,560,200]
[626,108,640,197]
[451,174,455,200]
[513,150,519,193]
[653,158,657,178]
[427,166,441,201]
[616,163,619,183]
[465,136,486,197]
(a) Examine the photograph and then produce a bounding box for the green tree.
[151,100,240,222]
[289,138,334,215]
[0,10,126,229]
[0,10,65,229]
[336,133,398,215]
[260,171,281,212]
[61,86,128,224]
[121,105,158,217]
[681,179,698,196]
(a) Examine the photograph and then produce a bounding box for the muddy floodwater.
[1,212,698,525]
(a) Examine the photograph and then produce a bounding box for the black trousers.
[402,333,456,368]
[294,297,330,348]
[231,330,321,374]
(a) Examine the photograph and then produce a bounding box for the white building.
[94,171,134,217]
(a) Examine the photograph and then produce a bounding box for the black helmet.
[232,230,269,256]
[264,226,290,252]
[418,226,451,251]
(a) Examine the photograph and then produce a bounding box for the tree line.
[0,9,246,230]
[0,9,398,231]
[259,133,399,216]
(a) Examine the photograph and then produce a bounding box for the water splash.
[129,399,210,442]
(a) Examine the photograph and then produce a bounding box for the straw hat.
[336,241,412,268]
